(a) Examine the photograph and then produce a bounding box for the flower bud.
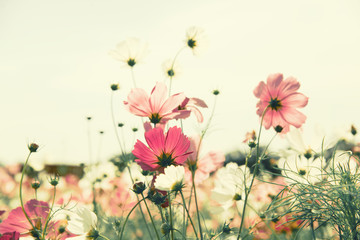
[132,127,138,132]
[212,89,220,95]
[28,143,39,153]
[31,182,41,190]
[274,125,283,133]
[351,125,357,136]
[248,141,256,148]
[132,182,146,194]
[118,123,124,127]
[110,83,119,91]
[161,222,171,235]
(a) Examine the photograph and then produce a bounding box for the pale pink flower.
[132,126,191,172]
[124,82,190,125]
[254,73,308,133]
[185,135,225,184]
[175,97,208,123]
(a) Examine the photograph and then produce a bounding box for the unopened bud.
[110,83,119,91]
[132,127,138,132]
[132,182,146,194]
[351,125,357,136]
[118,123,124,127]
[160,222,171,235]
[28,143,39,153]
[274,125,283,133]
[212,89,220,95]
[31,182,41,190]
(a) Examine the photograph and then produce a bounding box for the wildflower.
[66,206,99,240]
[278,154,324,184]
[0,199,51,238]
[185,135,225,184]
[253,73,308,133]
[175,97,208,123]
[132,126,191,172]
[124,82,189,125]
[154,165,185,192]
[212,163,251,212]
[185,26,208,56]
[162,59,181,79]
[109,38,149,68]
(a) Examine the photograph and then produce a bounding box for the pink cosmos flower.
[124,82,190,125]
[0,199,70,239]
[175,97,208,123]
[253,73,308,133]
[0,231,20,240]
[0,199,50,237]
[132,126,191,172]
[185,135,225,184]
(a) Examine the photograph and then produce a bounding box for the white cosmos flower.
[330,150,359,175]
[109,38,149,68]
[278,154,325,185]
[67,206,98,240]
[185,26,208,56]
[211,163,251,212]
[162,59,182,79]
[154,165,185,192]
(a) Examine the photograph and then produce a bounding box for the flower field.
[1,12,360,240]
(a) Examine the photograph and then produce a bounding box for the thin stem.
[42,186,56,238]
[237,107,269,240]
[119,198,146,240]
[100,234,111,240]
[110,92,125,153]
[311,218,316,240]
[169,192,174,240]
[19,152,36,231]
[141,193,161,240]
[87,118,93,165]
[168,47,186,97]
[192,174,203,240]
[131,67,137,88]
[180,190,199,239]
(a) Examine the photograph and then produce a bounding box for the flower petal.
[150,82,168,113]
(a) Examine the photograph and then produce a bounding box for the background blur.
[1,0,359,166]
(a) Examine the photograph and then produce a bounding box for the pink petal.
[145,127,165,156]
[150,82,168,113]
[159,93,186,115]
[124,101,149,117]
[277,76,301,100]
[164,127,182,154]
[266,73,283,98]
[262,110,274,129]
[189,98,208,108]
[174,152,192,165]
[188,106,204,123]
[253,81,266,98]
[169,110,191,121]
[282,92,308,108]
[132,140,158,170]
[125,88,151,116]
[280,107,307,128]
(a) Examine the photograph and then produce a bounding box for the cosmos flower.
[132,126,191,172]
[109,38,149,68]
[253,73,308,133]
[185,26,208,56]
[175,97,208,123]
[278,154,324,185]
[124,82,190,125]
[154,165,185,192]
[185,135,225,184]
[212,163,251,212]
[66,207,98,240]
[0,199,51,238]
[162,59,182,79]
[0,231,20,240]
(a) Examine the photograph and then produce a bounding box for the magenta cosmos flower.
[132,126,191,172]
[124,82,190,125]
[253,73,308,133]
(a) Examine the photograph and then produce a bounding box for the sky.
[1,0,360,166]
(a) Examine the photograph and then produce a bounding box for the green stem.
[237,107,268,240]
[141,193,161,240]
[19,152,37,231]
[180,190,198,239]
[168,192,174,240]
[100,234,111,240]
[192,174,203,240]
[42,186,56,238]
[119,198,146,240]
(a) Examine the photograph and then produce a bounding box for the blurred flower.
[0,199,51,238]
[109,38,149,68]
[154,165,185,192]
[278,154,324,185]
[175,97,208,123]
[162,59,182,79]
[212,163,251,213]
[185,135,225,184]
[67,206,98,240]
[124,82,189,125]
[132,126,191,172]
[0,231,20,240]
[185,26,208,56]
[253,73,308,133]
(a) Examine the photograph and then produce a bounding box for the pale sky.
[1,0,360,165]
